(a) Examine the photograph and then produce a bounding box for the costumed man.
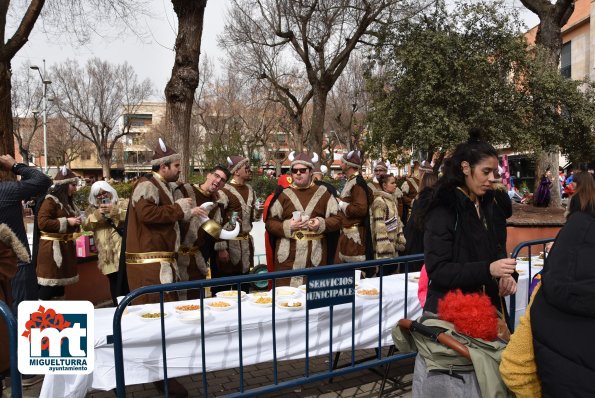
[266,151,341,286]
[173,165,238,299]
[214,155,258,293]
[336,150,374,266]
[400,160,424,225]
[124,139,207,306]
[312,162,340,264]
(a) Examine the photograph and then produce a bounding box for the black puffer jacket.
[423,187,504,313]
[531,211,595,397]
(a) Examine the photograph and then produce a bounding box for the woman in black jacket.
[420,129,517,314]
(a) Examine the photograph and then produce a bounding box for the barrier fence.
[508,237,555,330]
[112,254,424,397]
[0,238,557,397]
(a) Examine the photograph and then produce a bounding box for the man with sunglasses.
[266,151,341,286]
[173,165,231,298]
[214,155,258,293]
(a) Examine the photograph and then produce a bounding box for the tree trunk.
[521,0,573,208]
[310,85,328,154]
[164,0,207,182]
[0,60,15,180]
[101,153,112,180]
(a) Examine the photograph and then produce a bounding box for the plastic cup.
[354,270,362,285]
[292,211,302,221]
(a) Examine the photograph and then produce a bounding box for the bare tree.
[11,63,43,164]
[520,0,574,207]
[46,116,85,167]
[0,0,148,180]
[164,0,208,181]
[221,0,424,154]
[51,58,153,179]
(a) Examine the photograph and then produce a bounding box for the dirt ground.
[508,202,566,225]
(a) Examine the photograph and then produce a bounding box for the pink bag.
[417,265,428,308]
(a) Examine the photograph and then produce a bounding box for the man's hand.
[0,154,17,171]
[191,206,209,218]
[290,218,308,232]
[67,217,82,226]
[308,218,320,231]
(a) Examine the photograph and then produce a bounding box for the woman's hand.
[499,275,517,296]
[290,218,308,231]
[67,217,81,226]
[489,258,516,278]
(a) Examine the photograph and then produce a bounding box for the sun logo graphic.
[18,301,94,374]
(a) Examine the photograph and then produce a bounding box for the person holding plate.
[266,151,341,286]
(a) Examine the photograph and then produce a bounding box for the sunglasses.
[291,167,309,174]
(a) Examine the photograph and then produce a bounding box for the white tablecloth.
[40,274,422,398]
[507,256,544,328]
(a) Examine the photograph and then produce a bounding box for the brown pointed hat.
[53,165,79,186]
[151,138,181,166]
[288,151,319,169]
[226,155,250,174]
[373,159,389,172]
[419,160,433,174]
[341,150,362,168]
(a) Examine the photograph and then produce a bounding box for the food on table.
[538,252,545,259]
[357,288,379,296]
[279,300,302,308]
[516,269,525,274]
[209,301,231,308]
[276,289,296,296]
[254,297,272,305]
[175,304,200,312]
[217,290,243,298]
[141,312,163,319]
[251,291,269,297]
[518,256,530,261]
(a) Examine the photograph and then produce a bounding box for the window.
[561,41,571,79]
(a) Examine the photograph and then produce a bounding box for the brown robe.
[266,184,341,286]
[337,174,372,263]
[125,173,192,304]
[215,182,257,275]
[0,224,29,373]
[173,183,221,298]
[36,195,80,287]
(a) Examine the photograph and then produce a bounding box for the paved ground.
[4,350,414,397]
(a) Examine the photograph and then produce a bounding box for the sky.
[13,0,540,99]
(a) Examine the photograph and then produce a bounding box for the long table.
[40,274,422,398]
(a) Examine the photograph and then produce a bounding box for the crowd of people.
[1,127,593,396]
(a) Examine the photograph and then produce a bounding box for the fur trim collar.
[0,223,30,263]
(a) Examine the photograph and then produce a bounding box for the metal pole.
[43,79,48,173]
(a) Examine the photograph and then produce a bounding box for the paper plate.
[355,287,380,299]
[138,311,169,321]
[276,298,304,311]
[174,303,201,314]
[205,299,237,311]
[176,311,212,324]
[274,287,300,298]
[250,296,273,307]
[216,290,247,301]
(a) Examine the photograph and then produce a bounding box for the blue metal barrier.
[0,301,21,398]
[112,254,424,397]
[508,237,555,330]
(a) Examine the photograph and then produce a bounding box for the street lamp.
[30,60,52,173]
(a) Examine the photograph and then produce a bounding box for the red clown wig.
[437,289,499,341]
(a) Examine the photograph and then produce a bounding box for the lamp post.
[30,60,51,173]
